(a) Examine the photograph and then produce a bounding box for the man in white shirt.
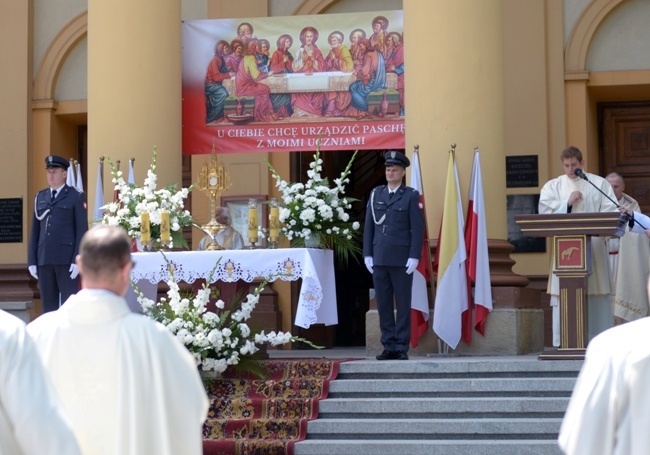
[0,309,81,455]
[28,225,208,455]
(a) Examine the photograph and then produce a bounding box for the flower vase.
[304,234,320,248]
[135,237,152,252]
[199,369,222,385]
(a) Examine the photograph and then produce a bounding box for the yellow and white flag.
[433,151,469,349]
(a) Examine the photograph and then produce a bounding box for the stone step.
[307,417,563,439]
[328,377,576,397]
[294,439,563,455]
[318,397,570,418]
[337,358,583,379]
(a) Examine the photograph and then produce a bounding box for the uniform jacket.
[28,184,88,266]
[363,184,425,266]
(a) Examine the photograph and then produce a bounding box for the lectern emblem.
[554,236,586,271]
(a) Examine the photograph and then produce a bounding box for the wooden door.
[599,101,650,213]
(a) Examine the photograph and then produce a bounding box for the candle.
[160,210,170,245]
[140,212,150,244]
[269,199,280,241]
[248,200,258,243]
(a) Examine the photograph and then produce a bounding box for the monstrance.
[197,147,232,250]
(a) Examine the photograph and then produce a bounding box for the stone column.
[87,0,182,209]
[367,0,543,356]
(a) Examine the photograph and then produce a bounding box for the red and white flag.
[409,148,431,348]
[464,149,492,336]
[433,151,468,349]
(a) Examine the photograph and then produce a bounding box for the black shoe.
[376,350,396,360]
[395,350,409,360]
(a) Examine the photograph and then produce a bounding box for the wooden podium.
[515,212,627,359]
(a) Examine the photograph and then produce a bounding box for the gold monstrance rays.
[197,145,232,249]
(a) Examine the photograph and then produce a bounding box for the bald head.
[77,225,133,295]
[606,172,625,201]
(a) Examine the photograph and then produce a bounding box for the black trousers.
[37,265,79,313]
[373,265,413,352]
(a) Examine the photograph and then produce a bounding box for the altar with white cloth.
[129,248,337,329]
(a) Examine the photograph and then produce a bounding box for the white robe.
[609,195,650,322]
[539,173,618,344]
[0,309,81,455]
[198,225,245,250]
[559,318,650,455]
[27,289,209,455]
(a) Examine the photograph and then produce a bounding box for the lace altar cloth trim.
[130,249,335,328]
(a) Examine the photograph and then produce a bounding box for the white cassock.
[609,195,650,322]
[198,225,245,250]
[0,309,81,455]
[559,318,650,455]
[28,289,209,455]
[539,173,618,346]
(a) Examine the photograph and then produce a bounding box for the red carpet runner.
[202,358,351,455]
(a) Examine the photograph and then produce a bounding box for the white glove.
[28,265,38,280]
[405,258,419,275]
[69,264,80,279]
[364,256,374,274]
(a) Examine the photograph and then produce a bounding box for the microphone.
[573,168,647,230]
[574,168,588,181]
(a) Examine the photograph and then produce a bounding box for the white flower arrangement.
[136,256,319,375]
[101,147,194,249]
[267,148,362,263]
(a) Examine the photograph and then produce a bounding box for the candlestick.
[269,198,279,248]
[140,212,150,245]
[248,199,258,246]
[160,210,171,246]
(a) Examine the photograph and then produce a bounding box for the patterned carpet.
[202,358,351,455]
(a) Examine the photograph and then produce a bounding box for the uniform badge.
[390,151,396,159]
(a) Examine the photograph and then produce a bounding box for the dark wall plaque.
[506,155,539,188]
[507,194,545,253]
[0,198,23,243]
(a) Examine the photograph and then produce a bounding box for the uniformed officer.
[363,151,425,360]
[28,155,88,313]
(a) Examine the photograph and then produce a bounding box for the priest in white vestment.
[0,309,81,455]
[559,277,650,455]
[28,225,209,455]
[605,173,650,323]
[198,206,245,250]
[539,146,618,346]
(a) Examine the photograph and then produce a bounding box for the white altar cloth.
[130,248,337,329]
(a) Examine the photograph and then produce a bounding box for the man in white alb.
[198,206,245,250]
[605,172,650,323]
[539,146,618,346]
[559,276,650,455]
[28,225,208,455]
[0,309,81,455]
